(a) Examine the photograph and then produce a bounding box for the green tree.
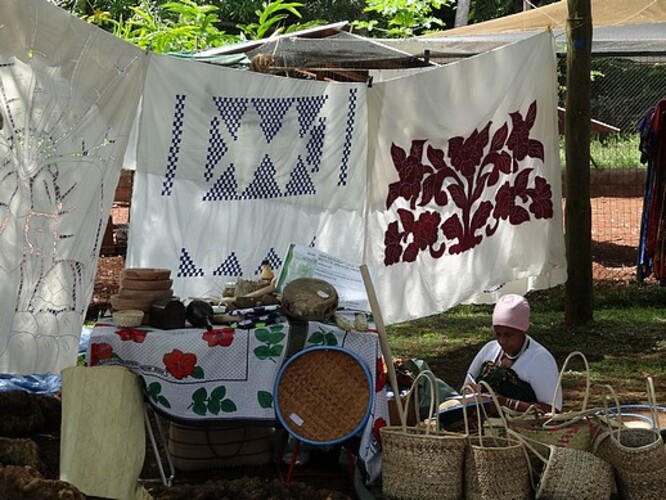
[353,0,451,38]
[85,0,236,52]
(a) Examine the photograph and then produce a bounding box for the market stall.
[86,316,389,482]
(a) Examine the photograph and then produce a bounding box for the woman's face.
[494,325,526,357]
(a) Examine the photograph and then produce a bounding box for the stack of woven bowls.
[110,268,174,322]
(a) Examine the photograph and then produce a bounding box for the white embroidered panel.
[0,0,146,373]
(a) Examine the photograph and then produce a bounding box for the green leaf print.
[189,385,237,416]
[193,402,207,416]
[308,331,324,345]
[210,386,226,401]
[257,391,273,409]
[220,399,237,413]
[157,395,171,408]
[254,345,272,360]
[207,399,221,415]
[192,387,208,403]
[191,366,205,379]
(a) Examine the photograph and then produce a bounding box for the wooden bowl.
[112,309,145,328]
[122,268,172,281]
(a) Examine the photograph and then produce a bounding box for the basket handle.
[474,382,538,490]
[402,369,439,434]
[551,350,590,414]
[471,380,511,447]
[647,376,659,430]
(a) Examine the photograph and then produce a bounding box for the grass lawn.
[385,283,666,411]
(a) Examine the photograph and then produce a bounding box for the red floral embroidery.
[116,328,147,343]
[383,100,552,264]
[376,357,387,392]
[90,343,113,366]
[202,328,235,347]
[163,349,198,379]
[372,417,387,448]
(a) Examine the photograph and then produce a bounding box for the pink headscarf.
[492,294,530,332]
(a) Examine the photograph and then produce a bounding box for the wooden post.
[360,265,405,424]
[565,0,594,325]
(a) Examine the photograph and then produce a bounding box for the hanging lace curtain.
[0,0,147,374]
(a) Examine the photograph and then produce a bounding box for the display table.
[87,317,389,482]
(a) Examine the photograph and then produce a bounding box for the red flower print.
[381,101,552,265]
[376,357,387,392]
[116,328,147,343]
[386,140,432,209]
[163,349,198,379]
[493,182,515,220]
[90,343,113,366]
[448,123,490,178]
[384,221,404,266]
[507,101,543,164]
[202,328,235,347]
[413,211,442,251]
[372,417,387,448]
[528,176,554,219]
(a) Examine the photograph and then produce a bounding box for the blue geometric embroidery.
[339,88,358,186]
[255,248,283,275]
[203,163,239,201]
[162,94,186,196]
[213,252,243,277]
[240,154,281,200]
[178,248,205,277]
[213,97,249,140]
[297,95,328,138]
[252,97,295,143]
[306,118,326,172]
[204,116,228,182]
[285,156,316,197]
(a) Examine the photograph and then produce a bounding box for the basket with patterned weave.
[274,346,373,445]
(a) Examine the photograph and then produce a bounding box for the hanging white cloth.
[127,53,367,300]
[363,31,566,325]
[0,0,148,373]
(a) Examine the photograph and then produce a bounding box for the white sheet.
[127,53,367,300]
[0,0,146,373]
[364,32,566,324]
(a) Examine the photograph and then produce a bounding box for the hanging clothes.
[637,98,666,282]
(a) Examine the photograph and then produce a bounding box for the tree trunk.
[455,0,471,27]
[565,0,593,326]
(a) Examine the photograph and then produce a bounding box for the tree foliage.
[353,0,451,38]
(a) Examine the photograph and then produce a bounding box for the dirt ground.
[0,197,649,498]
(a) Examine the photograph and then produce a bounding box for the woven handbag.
[500,351,600,455]
[507,428,614,499]
[595,379,666,499]
[464,382,532,500]
[380,370,468,500]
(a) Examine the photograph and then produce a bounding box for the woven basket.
[380,370,468,500]
[594,379,666,499]
[508,428,614,499]
[502,351,600,455]
[274,346,373,445]
[465,382,532,500]
[167,422,273,470]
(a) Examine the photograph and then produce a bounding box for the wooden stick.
[360,264,405,425]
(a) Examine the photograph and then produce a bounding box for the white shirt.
[466,335,562,411]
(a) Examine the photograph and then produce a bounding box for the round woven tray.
[274,346,373,445]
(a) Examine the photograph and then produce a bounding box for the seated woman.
[464,294,562,413]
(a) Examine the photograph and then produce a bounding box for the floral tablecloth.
[87,318,389,483]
